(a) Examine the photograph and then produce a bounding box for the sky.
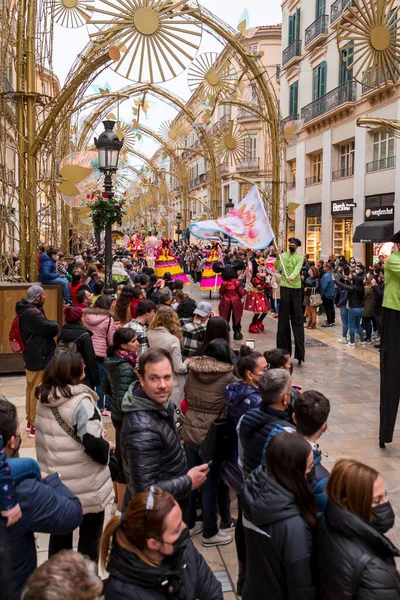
[52,0,282,165]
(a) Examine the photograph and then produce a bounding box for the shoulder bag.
[309,287,323,307]
[200,404,236,464]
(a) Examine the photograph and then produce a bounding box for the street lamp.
[94,120,123,294]
[152,220,157,235]
[225,198,234,250]
[176,212,182,243]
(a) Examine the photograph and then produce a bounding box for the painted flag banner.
[189,184,275,250]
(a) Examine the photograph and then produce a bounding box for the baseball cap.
[27,284,44,303]
[193,301,212,317]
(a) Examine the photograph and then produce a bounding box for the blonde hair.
[148,305,183,347]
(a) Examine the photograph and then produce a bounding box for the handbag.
[200,405,236,463]
[309,288,323,307]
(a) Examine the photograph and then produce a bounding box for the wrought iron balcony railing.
[237,158,260,171]
[301,81,356,123]
[330,0,352,23]
[282,39,302,67]
[305,175,322,186]
[305,15,329,48]
[332,166,354,180]
[366,156,396,173]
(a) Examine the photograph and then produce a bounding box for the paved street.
[2,281,400,597]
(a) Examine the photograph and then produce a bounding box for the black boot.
[234,330,243,340]
[236,561,246,596]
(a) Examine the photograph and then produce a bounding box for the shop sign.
[331,200,355,216]
[365,206,394,220]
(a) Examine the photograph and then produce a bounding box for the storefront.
[353,193,394,266]
[305,203,321,261]
[331,200,355,260]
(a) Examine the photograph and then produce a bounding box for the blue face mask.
[355,269,360,275]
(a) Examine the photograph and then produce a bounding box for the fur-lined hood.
[187,355,232,383]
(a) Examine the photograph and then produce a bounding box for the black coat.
[15,299,59,371]
[57,323,100,388]
[241,466,315,600]
[121,383,191,507]
[316,500,400,599]
[104,539,223,600]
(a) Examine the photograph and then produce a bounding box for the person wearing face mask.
[334,264,366,347]
[14,285,60,438]
[101,487,223,600]
[316,459,400,598]
[275,238,305,365]
[241,432,317,600]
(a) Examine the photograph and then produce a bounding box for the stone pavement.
[2,281,400,597]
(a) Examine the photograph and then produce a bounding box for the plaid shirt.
[124,319,149,357]
[181,319,207,358]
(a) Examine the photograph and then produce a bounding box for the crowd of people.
[1,240,399,599]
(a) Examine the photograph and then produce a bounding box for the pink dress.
[244,277,271,313]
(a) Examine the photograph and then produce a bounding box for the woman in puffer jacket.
[316,459,400,599]
[181,339,236,548]
[83,295,116,416]
[223,345,267,595]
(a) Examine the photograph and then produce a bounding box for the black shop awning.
[353,220,394,243]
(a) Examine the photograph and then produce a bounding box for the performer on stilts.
[200,241,223,291]
[274,238,305,365]
[154,238,190,285]
[379,231,400,448]
[245,260,271,334]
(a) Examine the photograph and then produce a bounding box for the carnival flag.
[189,184,275,250]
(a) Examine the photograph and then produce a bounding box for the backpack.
[54,332,87,357]
[9,308,39,353]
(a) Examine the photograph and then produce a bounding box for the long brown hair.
[148,305,183,347]
[114,285,135,322]
[35,353,84,403]
[100,489,176,570]
[326,459,378,522]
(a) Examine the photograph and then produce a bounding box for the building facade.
[281,0,400,265]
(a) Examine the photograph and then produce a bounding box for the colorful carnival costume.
[213,260,246,340]
[245,263,271,333]
[154,239,189,285]
[200,242,223,291]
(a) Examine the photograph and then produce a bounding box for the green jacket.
[274,251,304,289]
[102,352,138,421]
[383,251,400,311]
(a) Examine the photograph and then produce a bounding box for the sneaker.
[346,342,355,348]
[101,409,111,418]
[220,518,237,530]
[337,337,347,344]
[190,521,204,539]
[256,320,265,331]
[202,530,232,547]
[25,421,31,432]
[322,323,330,328]
[248,324,259,334]
[363,340,372,345]
[28,426,36,438]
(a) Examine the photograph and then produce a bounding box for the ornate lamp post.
[176,211,182,243]
[94,120,124,294]
[225,198,234,250]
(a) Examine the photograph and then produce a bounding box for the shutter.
[320,61,327,96]
[293,81,298,114]
[295,8,301,40]
[288,15,294,44]
[289,83,294,114]
[313,66,319,100]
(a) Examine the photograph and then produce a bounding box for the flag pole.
[273,239,289,279]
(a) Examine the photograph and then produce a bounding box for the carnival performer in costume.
[154,238,189,285]
[213,260,246,340]
[200,241,223,291]
[245,260,271,334]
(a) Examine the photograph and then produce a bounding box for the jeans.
[273,299,280,314]
[42,277,71,302]
[184,442,223,538]
[340,305,349,339]
[95,360,110,411]
[49,510,105,564]
[348,307,364,343]
[8,457,41,484]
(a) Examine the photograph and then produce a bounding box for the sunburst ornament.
[115,122,136,154]
[187,53,238,101]
[89,0,202,83]
[48,0,94,28]
[337,0,400,88]
[215,120,248,166]
[158,120,188,147]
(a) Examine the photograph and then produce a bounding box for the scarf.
[115,348,138,368]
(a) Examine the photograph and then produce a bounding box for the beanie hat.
[63,306,83,323]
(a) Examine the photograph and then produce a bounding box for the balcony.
[287,181,296,190]
[189,176,200,189]
[282,39,302,68]
[237,157,260,171]
[330,0,352,23]
[332,166,354,180]
[305,15,329,51]
[301,81,356,124]
[281,113,299,133]
[276,64,281,82]
[362,67,399,95]
[366,156,396,173]
[305,175,322,186]
[198,172,206,184]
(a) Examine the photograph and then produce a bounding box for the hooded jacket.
[181,356,236,446]
[83,308,115,358]
[39,253,59,282]
[102,348,138,422]
[104,539,223,600]
[241,466,315,600]
[57,323,100,388]
[316,501,400,599]
[121,382,191,507]
[15,299,59,371]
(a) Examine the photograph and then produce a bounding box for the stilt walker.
[379,231,400,447]
[275,238,305,364]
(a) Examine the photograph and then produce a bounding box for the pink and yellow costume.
[154,239,190,285]
[200,242,223,291]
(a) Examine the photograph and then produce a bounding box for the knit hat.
[63,306,83,323]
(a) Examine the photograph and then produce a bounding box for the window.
[339,42,353,84]
[339,141,355,176]
[244,135,257,160]
[313,62,327,100]
[289,81,298,116]
[311,152,323,182]
[316,0,326,17]
[373,131,395,165]
[288,8,300,44]
[288,159,296,188]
